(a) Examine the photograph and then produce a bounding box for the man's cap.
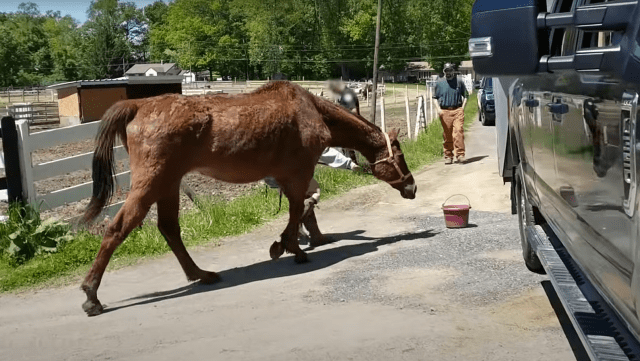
[443,63,455,71]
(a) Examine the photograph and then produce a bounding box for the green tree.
[234,0,320,79]
[0,18,23,87]
[80,0,146,79]
[143,0,168,27]
[42,14,83,83]
[408,0,472,73]
[10,3,51,85]
[150,0,246,78]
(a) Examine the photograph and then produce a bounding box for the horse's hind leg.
[302,209,332,248]
[81,191,153,316]
[157,189,220,284]
[269,179,310,263]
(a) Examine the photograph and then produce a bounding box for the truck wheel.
[480,109,491,126]
[516,167,545,274]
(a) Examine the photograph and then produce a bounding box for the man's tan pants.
[440,107,465,159]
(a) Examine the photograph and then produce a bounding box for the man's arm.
[433,83,443,118]
[460,80,468,110]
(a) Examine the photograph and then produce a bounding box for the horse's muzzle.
[401,183,417,199]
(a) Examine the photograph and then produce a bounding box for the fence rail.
[0,88,56,105]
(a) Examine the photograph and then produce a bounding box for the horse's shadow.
[104,229,437,314]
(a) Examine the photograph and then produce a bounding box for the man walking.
[433,63,468,164]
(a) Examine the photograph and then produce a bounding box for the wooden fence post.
[380,96,386,133]
[414,96,422,138]
[405,96,411,140]
[22,89,25,102]
[1,116,24,203]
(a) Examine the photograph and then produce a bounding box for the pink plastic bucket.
[442,194,471,228]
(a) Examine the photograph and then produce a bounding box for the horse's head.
[371,129,417,199]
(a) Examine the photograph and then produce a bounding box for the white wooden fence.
[15,119,129,219]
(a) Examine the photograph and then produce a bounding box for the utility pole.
[370,0,382,125]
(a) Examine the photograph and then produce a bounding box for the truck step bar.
[526,224,640,361]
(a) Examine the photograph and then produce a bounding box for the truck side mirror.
[469,1,541,75]
[469,0,640,82]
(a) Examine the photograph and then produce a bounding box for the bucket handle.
[442,194,471,209]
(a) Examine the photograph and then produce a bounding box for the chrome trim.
[468,37,493,58]
[622,92,638,217]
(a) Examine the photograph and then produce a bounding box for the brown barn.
[48,76,183,126]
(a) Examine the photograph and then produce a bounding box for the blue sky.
[0,0,165,24]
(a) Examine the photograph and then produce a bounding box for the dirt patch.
[378,267,459,308]
[487,288,560,331]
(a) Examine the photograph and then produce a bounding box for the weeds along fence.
[10,117,129,220]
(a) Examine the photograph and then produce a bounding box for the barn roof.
[125,63,177,75]
[47,75,183,90]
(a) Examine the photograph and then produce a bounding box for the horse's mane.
[309,91,382,133]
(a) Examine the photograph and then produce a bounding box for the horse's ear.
[388,128,399,141]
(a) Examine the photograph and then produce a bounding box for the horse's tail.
[82,100,139,224]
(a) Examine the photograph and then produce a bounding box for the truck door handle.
[546,103,569,115]
[524,99,539,108]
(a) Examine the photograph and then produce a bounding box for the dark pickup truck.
[470,0,640,359]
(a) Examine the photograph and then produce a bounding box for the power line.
[13,53,470,73]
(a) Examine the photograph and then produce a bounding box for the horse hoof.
[270,241,284,260]
[82,299,104,317]
[294,252,308,264]
[198,270,221,284]
[309,236,334,248]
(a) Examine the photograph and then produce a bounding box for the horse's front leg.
[269,181,309,263]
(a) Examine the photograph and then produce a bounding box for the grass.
[0,95,477,292]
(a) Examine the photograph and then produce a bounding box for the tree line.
[0,0,473,88]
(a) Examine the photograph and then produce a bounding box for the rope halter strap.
[372,132,413,185]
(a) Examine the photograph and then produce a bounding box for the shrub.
[0,203,73,265]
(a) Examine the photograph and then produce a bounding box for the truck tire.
[515,166,545,274]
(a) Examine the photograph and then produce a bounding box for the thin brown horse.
[81,81,416,316]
